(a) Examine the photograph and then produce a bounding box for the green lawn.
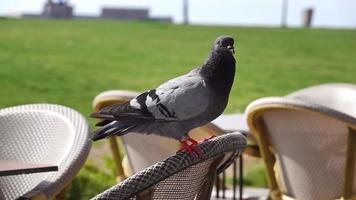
[1,19,356,199]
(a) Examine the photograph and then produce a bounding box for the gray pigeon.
[91,35,236,155]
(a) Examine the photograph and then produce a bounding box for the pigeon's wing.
[144,72,210,121]
[90,94,158,122]
[91,71,210,123]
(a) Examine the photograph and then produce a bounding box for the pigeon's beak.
[227,45,235,54]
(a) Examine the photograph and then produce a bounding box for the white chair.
[0,104,91,200]
[246,83,356,200]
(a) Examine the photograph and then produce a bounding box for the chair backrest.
[91,132,246,200]
[124,123,226,175]
[92,90,226,176]
[246,96,356,200]
[287,83,356,117]
[0,104,91,200]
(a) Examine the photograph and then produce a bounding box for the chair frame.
[247,97,356,200]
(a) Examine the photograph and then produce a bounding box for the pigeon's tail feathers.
[91,121,135,141]
[91,109,156,122]
[90,112,115,120]
[95,119,112,126]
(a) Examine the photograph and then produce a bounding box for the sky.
[1,0,356,28]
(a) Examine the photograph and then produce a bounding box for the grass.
[1,19,356,198]
[225,163,268,188]
[68,159,116,199]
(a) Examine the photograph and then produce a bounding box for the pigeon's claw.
[178,137,202,158]
[202,135,216,142]
[186,137,199,145]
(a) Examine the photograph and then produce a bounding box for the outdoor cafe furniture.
[213,113,249,135]
[0,159,59,200]
[0,160,58,177]
[213,113,261,158]
[91,132,246,200]
[0,104,91,200]
[246,83,356,200]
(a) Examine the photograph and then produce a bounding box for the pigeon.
[91,35,236,156]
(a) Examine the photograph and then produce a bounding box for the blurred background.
[2,0,356,28]
[1,0,356,199]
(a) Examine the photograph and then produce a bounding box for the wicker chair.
[91,132,246,200]
[0,104,91,200]
[246,83,356,200]
[92,90,225,180]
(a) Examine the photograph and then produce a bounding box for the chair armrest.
[18,190,48,200]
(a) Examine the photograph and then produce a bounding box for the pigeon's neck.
[200,50,236,92]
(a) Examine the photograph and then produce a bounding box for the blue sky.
[1,0,356,28]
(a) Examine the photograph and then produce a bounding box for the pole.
[281,0,288,27]
[183,0,189,24]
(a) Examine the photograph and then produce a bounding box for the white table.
[0,159,58,177]
[0,160,58,198]
[213,113,249,134]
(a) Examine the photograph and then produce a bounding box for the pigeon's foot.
[178,137,203,158]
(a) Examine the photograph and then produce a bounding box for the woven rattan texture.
[125,158,214,200]
[264,110,352,200]
[285,83,356,197]
[0,104,91,200]
[91,132,246,200]
[151,158,213,200]
[246,93,356,200]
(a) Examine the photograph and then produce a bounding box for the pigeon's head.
[214,36,235,54]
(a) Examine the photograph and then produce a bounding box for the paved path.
[211,187,269,200]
